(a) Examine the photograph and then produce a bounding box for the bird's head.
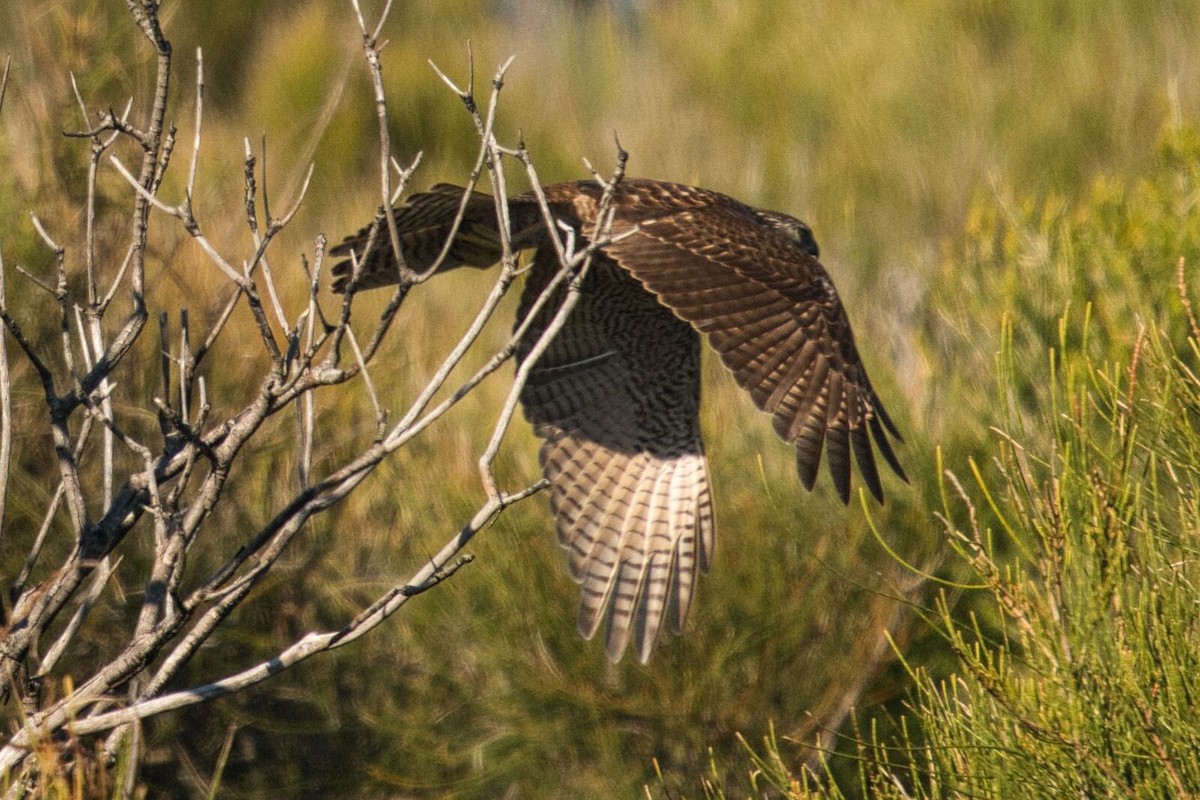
[757,211,820,259]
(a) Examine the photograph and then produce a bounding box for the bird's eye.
[794,224,820,259]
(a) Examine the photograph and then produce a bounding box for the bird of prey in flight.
[332,178,905,663]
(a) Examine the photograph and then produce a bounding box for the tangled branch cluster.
[0,1,614,786]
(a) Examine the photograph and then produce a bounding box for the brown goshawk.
[332,178,906,663]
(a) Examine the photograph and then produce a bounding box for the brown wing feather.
[515,247,714,664]
[567,180,906,504]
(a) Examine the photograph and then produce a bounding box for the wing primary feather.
[793,420,826,491]
[824,372,852,503]
[870,414,908,483]
[826,426,852,504]
[873,397,904,442]
[851,424,884,503]
[781,354,830,441]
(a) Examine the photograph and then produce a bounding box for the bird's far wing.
[329,184,515,292]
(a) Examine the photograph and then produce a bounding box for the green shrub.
[704,129,1200,800]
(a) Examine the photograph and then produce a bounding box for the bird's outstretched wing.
[515,248,714,663]
[556,179,906,505]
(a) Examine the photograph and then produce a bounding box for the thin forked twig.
[424,51,519,279]
[108,154,246,286]
[244,137,289,333]
[349,0,415,287]
[187,48,204,204]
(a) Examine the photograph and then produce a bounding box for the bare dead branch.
[349,0,415,287]
[421,52,518,281]
[0,0,168,715]
[0,245,10,548]
[13,481,68,598]
[0,478,542,773]
[0,3,574,785]
[74,305,115,508]
[98,241,137,315]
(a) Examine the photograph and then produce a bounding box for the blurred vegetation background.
[1,0,1198,797]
